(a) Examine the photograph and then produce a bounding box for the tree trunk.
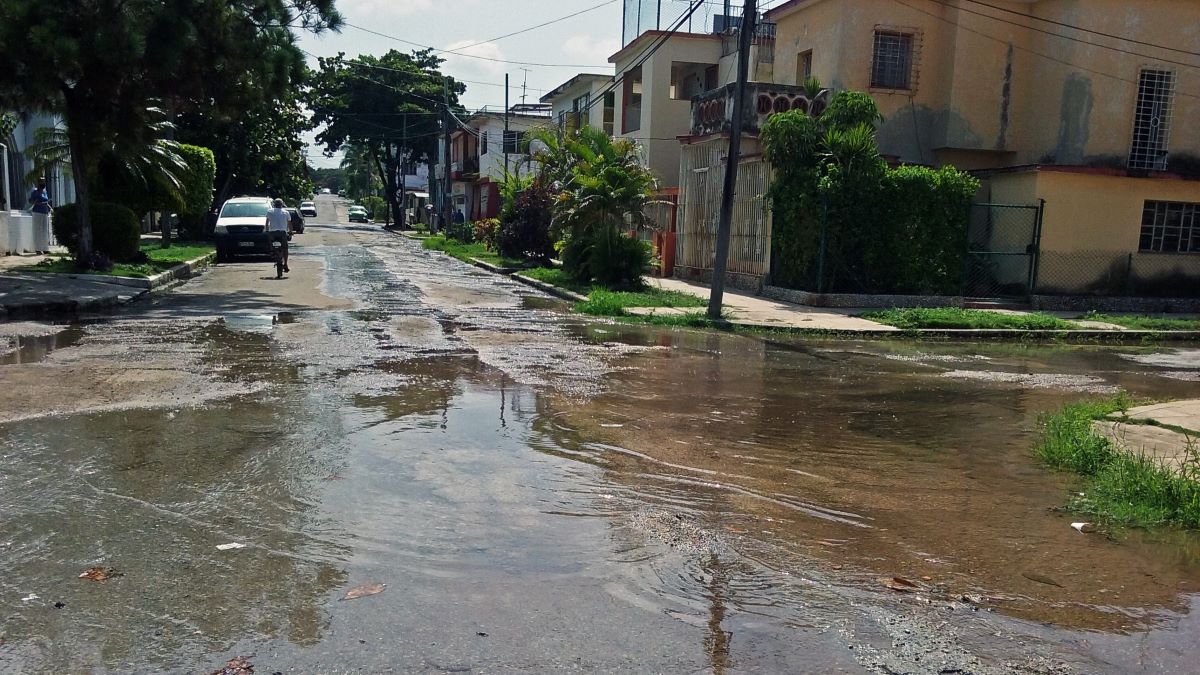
[63,96,95,267]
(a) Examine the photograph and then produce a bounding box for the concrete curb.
[469,257,520,275]
[721,324,1200,343]
[55,251,216,290]
[511,273,589,303]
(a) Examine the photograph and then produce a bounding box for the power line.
[579,0,709,117]
[959,0,1200,59]
[452,0,619,54]
[943,0,1200,71]
[888,0,1200,101]
[341,21,609,68]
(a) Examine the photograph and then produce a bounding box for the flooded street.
[3,204,1200,673]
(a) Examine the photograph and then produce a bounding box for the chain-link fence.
[1036,251,1200,298]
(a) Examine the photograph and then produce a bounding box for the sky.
[298,0,633,168]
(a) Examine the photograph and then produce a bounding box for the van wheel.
[215,248,229,263]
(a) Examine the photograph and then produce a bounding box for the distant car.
[321,188,331,194]
[299,200,317,218]
[287,208,305,234]
[213,196,273,261]
[348,205,369,223]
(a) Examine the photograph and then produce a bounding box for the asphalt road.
[3,194,1200,674]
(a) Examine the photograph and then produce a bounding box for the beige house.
[673,0,1200,297]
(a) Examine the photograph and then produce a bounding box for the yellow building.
[765,0,1200,298]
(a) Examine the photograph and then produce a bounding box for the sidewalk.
[0,267,144,318]
[1095,400,1200,472]
[634,277,897,332]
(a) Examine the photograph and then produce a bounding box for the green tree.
[0,0,340,265]
[308,49,464,228]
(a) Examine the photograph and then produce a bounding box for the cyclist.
[265,198,291,273]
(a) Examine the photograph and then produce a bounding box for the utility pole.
[398,112,408,230]
[707,0,756,320]
[504,73,510,178]
[440,77,451,235]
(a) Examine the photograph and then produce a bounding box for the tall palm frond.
[25,108,187,194]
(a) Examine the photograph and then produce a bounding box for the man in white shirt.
[265,199,291,273]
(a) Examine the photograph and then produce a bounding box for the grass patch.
[1083,312,1200,331]
[1037,393,1200,528]
[863,307,1077,330]
[520,268,706,317]
[22,242,214,278]
[421,235,525,268]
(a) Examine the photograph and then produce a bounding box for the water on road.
[3,212,1200,674]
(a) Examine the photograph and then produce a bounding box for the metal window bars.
[1140,200,1199,253]
[1128,69,1175,170]
[871,31,913,90]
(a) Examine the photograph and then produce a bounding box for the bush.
[474,218,500,251]
[498,182,555,261]
[561,226,649,289]
[53,202,142,262]
[360,196,387,220]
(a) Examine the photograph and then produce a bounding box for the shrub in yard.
[53,202,142,262]
[474,218,500,251]
[587,227,651,289]
[360,196,387,220]
[498,181,555,262]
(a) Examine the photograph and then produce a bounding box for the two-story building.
[540,73,616,135]
[764,0,1200,299]
[439,105,552,222]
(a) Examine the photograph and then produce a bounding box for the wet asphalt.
[3,196,1200,674]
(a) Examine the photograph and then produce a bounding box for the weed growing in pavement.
[1037,393,1200,528]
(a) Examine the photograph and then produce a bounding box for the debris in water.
[341,582,386,600]
[79,566,122,582]
[880,576,922,593]
[216,543,246,551]
[21,593,39,602]
[1071,522,1096,533]
[599,423,624,428]
[209,656,254,675]
[54,601,66,609]
[1022,571,1064,588]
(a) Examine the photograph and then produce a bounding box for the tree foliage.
[761,88,978,294]
[308,49,463,227]
[0,0,339,264]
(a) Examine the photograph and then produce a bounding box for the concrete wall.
[769,0,1200,169]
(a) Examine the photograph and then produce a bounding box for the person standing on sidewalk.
[28,178,52,254]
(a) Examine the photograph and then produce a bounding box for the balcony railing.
[690,82,831,136]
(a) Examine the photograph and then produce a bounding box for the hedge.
[52,202,142,262]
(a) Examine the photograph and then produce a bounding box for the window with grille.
[1129,69,1175,170]
[1140,200,1199,253]
[503,129,524,154]
[871,31,913,90]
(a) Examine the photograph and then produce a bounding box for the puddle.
[0,325,85,365]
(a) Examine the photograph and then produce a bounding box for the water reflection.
[536,330,1200,632]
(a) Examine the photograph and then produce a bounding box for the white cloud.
[561,34,621,65]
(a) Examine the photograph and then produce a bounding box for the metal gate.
[965,201,1044,298]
